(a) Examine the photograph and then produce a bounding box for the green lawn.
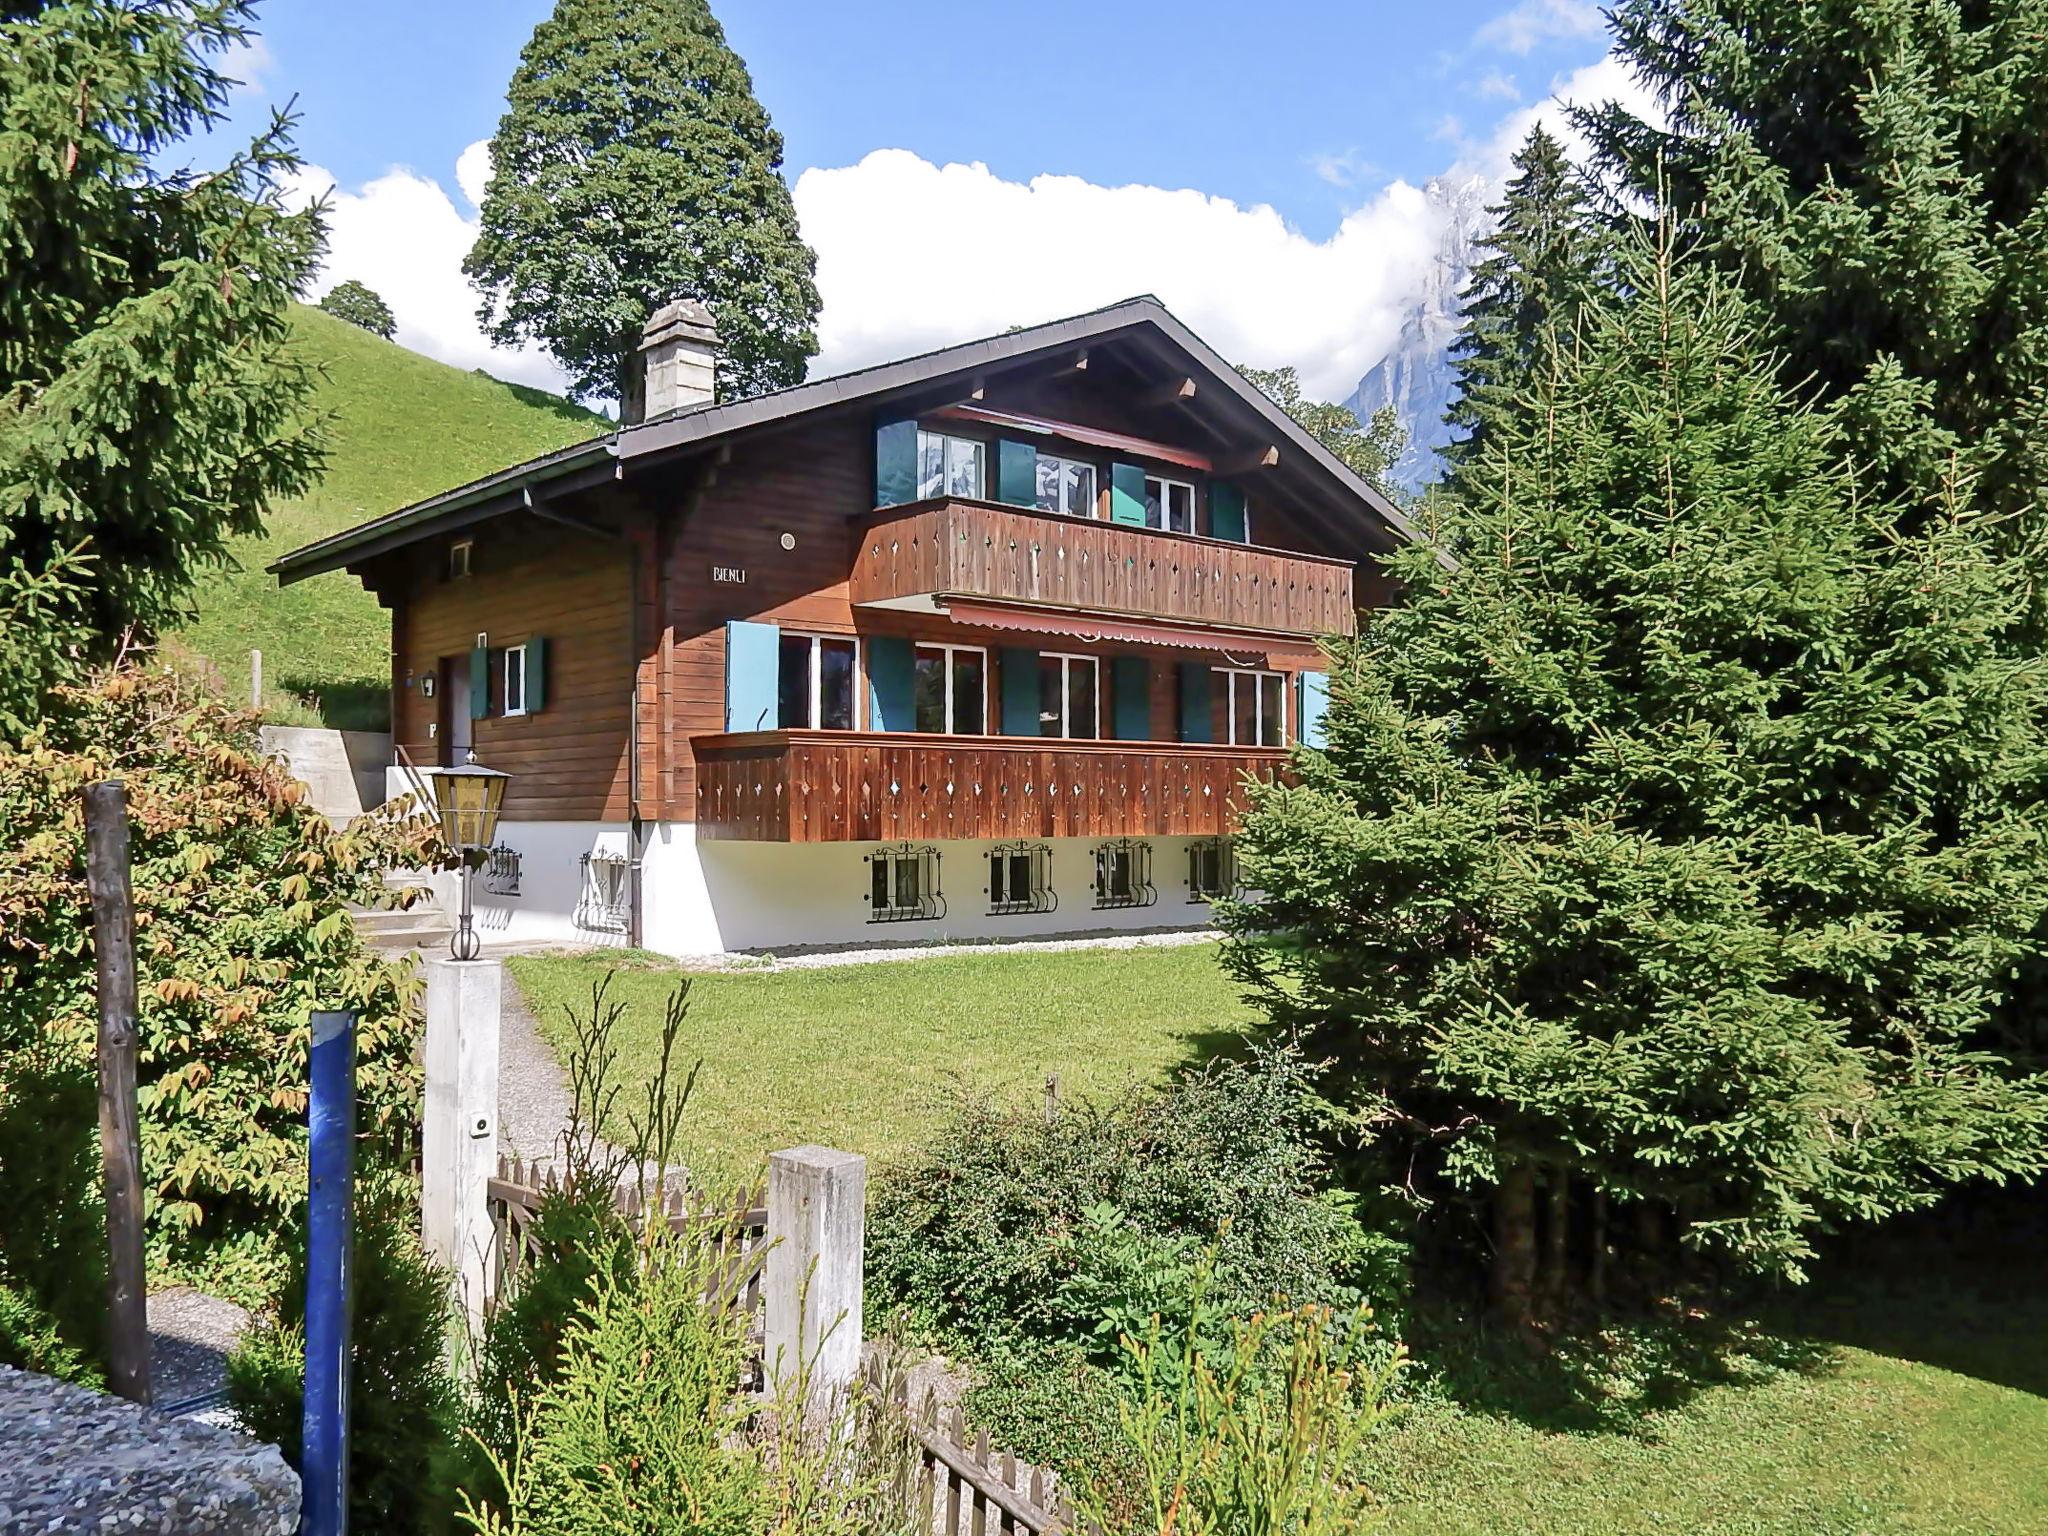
[508,943,2048,1531]
[170,305,605,728]
[507,942,1252,1185]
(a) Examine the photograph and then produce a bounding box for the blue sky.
[214,0,1628,401]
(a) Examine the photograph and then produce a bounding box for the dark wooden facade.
[351,313,1397,840]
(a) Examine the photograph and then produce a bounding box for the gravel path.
[497,972,578,1164]
[147,1289,252,1411]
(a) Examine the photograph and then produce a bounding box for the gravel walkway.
[497,972,579,1164]
[147,1289,252,1411]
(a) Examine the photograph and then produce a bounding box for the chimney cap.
[641,298,718,352]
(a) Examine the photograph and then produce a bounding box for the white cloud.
[284,146,570,396]
[1448,55,1660,183]
[219,33,275,98]
[1308,147,1379,189]
[455,140,494,212]
[792,153,1451,402]
[1474,0,1606,56]
[1475,69,1522,102]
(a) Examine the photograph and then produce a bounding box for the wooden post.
[1043,1072,1061,1126]
[83,781,149,1406]
[251,648,263,711]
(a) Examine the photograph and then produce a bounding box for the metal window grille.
[864,843,944,923]
[575,850,630,934]
[1092,839,1157,910]
[987,842,1056,916]
[482,843,523,897]
[1186,838,1238,903]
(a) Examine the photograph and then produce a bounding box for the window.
[1145,475,1196,534]
[917,430,986,500]
[447,539,473,580]
[502,644,527,717]
[1037,653,1099,739]
[575,851,629,934]
[866,843,943,922]
[1093,839,1157,910]
[1215,668,1285,747]
[988,842,1055,915]
[1188,838,1237,902]
[914,643,986,734]
[1035,454,1097,518]
[778,634,858,730]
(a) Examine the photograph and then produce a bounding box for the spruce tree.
[1583,0,2048,520]
[1222,227,2048,1329]
[1443,125,1600,475]
[0,0,324,669]
[465,0,821,413]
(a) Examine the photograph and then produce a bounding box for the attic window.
[448,539,474,580]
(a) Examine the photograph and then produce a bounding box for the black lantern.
[429,762,509,961]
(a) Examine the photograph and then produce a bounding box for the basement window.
[988,842,1055,916]
[1093,839,1157,910]
[866,843,943,923]
[1187,838,1237,903]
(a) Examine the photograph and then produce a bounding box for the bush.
[227,1176,464,1536]
[0,666,441,1250]
[0,1283,102,1388]
[866,1049,1406,1356]
[0,1038,105,1374]
[963,1344,1144,1520]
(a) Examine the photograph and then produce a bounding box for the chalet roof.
[270,295,1421,585]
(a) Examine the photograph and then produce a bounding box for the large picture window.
[917,430,985,500]
[1035,454,1097,518]
[1145,474,1196,534]
[1037,652,1099,739]
[1214,668,1285,747]
[915,643,987,734]
[778,634,858,730]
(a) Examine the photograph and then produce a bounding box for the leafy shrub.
[963,1343,1144,1520]
[227,1175,464,1535]
[0,1283,102,1387]
[0,666,441,1247]
[0,1037,104,1373]
[867,1049,1406,1355]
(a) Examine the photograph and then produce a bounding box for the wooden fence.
[486,1154,769,1317]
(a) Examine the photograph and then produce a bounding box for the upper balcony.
[850,499,1355,643]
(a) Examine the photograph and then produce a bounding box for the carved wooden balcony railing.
[850,499,1354,640]
[692,730,1291,843]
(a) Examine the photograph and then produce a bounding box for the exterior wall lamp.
[429,762,510,961]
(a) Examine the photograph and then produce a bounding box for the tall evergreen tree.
[1582,0,2048,519]
[1443,125,1600,475]
[1222,227,2048,1330]
[0,0,325,675]
[465,0,821,414]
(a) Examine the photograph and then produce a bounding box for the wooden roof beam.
[1214,444,1281,477]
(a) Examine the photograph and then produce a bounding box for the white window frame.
[915,642,988,735]
[448,539,473,580]
[1035,453,1098,519]
[1214,667,1286,747]
[1145,474,1197,534]
[502,643,527,718]
[916,429,986,501]
[781,632,860,730]
[1038,651,1100,739]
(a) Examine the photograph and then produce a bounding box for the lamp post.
[428,762,510,962]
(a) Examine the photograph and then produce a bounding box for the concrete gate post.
[764,1145,867,1410]
[421,957,502,1333]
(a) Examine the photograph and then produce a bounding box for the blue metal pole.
[302,1009,356,1536]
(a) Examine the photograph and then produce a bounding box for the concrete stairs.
[352,904,452,954]
[258,725,393,824]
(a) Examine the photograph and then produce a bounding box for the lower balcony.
[692,731,1290,843]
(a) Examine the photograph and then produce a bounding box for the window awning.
[941,599,1326,669]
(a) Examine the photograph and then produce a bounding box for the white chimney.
[636,299,718,421]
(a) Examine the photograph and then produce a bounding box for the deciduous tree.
[1240,365,1405,499]
[464,0,820,414]
[319,278,396,340]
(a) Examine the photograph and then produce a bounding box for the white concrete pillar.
[763,1144,866,1408]
[421,957,502,1333]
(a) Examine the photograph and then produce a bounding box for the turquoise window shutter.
[997,440,1037,506]
[868,635,915,731]
[468,645,488,721]
[875,418,917,507]
[524,636,548,712]
[1300,671,1331,748]
[1209,481,1248,542]
[1178,662,1211,743]
[1113,657,1150,739]
[1001,648,1040,735]
[724,619,780,731]
[1110,462,1148,525]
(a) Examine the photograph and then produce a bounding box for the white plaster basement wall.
[463,822,1224,957]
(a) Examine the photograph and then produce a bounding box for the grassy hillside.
[171,304,606,728]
